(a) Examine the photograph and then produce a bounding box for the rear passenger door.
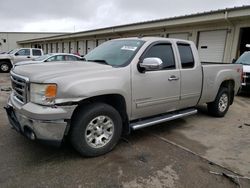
[177,43,203,109]
[132,42,181,119]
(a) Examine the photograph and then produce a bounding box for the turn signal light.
[45,84,57,98]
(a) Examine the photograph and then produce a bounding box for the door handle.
[27,56,31,58]
[168,75,179,81]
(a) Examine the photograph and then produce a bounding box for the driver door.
[13,49,31,63]
[131,42,181,120]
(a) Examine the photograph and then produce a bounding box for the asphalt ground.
[0,73,249,188]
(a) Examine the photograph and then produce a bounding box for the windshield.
[235,52,250,65]
[7,49,18,54]
[84,39,145,67]
[34,54,52,61]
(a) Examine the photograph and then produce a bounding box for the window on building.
[143,43,176,69]
[177,44,195,69]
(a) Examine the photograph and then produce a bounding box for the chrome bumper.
[5,94,76,146]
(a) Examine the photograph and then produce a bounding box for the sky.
[0,0,250,32]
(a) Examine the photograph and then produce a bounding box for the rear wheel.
[0,61,11,73]
[70,103,122,157]
[207,87,229,117]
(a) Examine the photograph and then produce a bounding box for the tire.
[207,87,230,117]
[70,103,122,157]
[0,61,11,73]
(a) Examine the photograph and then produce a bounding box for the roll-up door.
[78,41,86,55]
[168,33,189,40]
[64,42,69,53]
[86,40,95,53]
[47,43,51,53]
[198,30,227,62]
[97,39,106,46]
[57,42,62,53]
[52,43,56,53]
[70,41,76,53]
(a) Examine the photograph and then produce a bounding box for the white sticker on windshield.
[121,46,137,51]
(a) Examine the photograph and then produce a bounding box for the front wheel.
[0,61,11,73]
[70,103,122,157]
[207,87,230,117]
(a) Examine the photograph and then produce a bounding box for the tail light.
[237,68,244,83]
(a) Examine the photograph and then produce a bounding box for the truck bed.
[198,62,242,104]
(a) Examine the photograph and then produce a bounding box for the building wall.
[18,10,250,62]
[0,32,66,53]
[25,21,245,62]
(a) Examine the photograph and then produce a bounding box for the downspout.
[224,11,236,61]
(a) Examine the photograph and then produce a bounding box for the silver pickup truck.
[0,48,43,73]
[5,37,242,157]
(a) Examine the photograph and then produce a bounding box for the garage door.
[70,41,76,53]
[86,40,96,53]
[198,30,227,62]
[52,43,56,53]
[168,33,189,40]
[78,41,86,55]
[57,42,62,53]
[64,42,69,53]
[97,39,106,46]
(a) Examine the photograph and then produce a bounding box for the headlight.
[30,83,57,105]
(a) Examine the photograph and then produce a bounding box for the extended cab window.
[144,43,175,69]
[16,49,30,56]
[177,44,195,69]
[32,49,42,56]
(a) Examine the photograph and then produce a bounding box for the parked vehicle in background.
[235,51,250,92]
[0,48,43,72]
[5,37,242,157]
[14,53,83,67]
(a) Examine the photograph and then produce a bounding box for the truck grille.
[11,73,29,104]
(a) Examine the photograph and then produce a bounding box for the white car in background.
[235,51,250,92]
[14,53,83,67]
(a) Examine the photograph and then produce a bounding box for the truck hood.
[0,53,12,59]
[12,61,114,82]
[14,60,43,67]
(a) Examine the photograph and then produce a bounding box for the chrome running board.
[130,108,197,130]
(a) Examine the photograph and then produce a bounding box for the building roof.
[18,5,250,44]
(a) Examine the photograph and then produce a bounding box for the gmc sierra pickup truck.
[5,37,242,157]
[0,48,43,72]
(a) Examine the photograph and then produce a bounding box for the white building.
[18,6,250,62]
[0,32,67,53]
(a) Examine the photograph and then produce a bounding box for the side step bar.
[130,108,197,130]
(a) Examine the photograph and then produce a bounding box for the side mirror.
[139,57,163,71]
[15,52,19,56]
[232,58,236,64]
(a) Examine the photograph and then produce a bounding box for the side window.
[55,55,65,61]
[46,56,56,62]
[143,43,175,69]
[32,49,42,56]
[177,44,195,69]
[65,55,79,61]
[16,49,30,56]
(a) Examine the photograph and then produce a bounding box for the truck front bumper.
[5,94,76,146]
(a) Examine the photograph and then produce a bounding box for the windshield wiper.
[86,59,110,65]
